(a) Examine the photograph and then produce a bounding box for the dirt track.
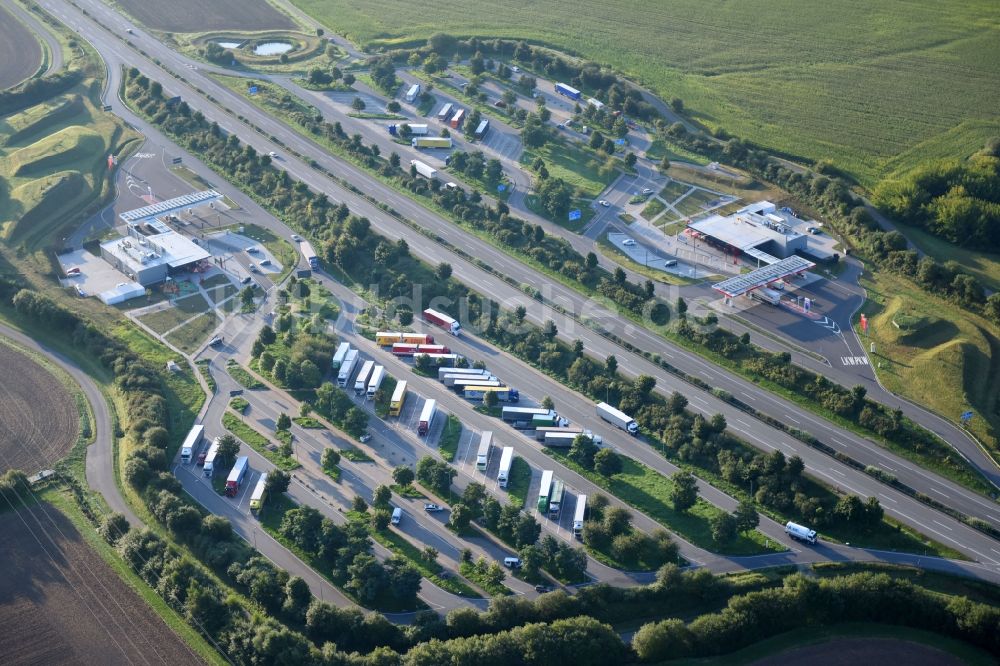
[0,340,78,474]
[0,503,204,665]
[0,5,42,90]
[754,636,963,666]
[115,0,293,32]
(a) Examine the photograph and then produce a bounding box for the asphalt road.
[45,0,1000,568]
[0,323,139,526]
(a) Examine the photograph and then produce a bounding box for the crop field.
[293,0,1000,187]
[0,503,202,665]
[0,6,42,91]
[0,339,78,474]
[113,0,294,32]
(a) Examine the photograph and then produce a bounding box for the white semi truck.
[784,521,818,544]
[337,349,358,387]
[596,401,639,435]
[497,446,514,488]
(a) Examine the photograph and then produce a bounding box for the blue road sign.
[249,86,258,94]
[497,184,506,193]
[568,209,582,221]
[615,138,625,145]
[961,411,974,422]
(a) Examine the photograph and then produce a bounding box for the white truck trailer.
[366,365,386,398]
[410,159,437,179]
[497,446,514,488]
[405,83,420,102]
[476,431,493,471]
[596,401,639,435]
[784,521,818,544]
[354,360,375,395]
[337,349,358,387]
[180,424,204,464]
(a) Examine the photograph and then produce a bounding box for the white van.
[391,507,402,525]
[503,556,522,569]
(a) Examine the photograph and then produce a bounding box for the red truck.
[422,308,461,336]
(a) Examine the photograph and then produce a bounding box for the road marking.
[840,355,868,366]
[877,494,897,504]
[740,391,757,402]
[784,414,800,424]
[932,520,953,531]
[830,468,845,477]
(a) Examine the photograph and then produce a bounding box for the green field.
[164,311,218,353]
[291,0,1000,187]
[520,138,616,197]
[137,293,211,334]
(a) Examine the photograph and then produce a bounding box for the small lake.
[254,42,293,56]
[215,41,243,49]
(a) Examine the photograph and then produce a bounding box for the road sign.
[961,411,974,422]
[497,184,506,193]
[615,138,625,145]
[803,297,811,312]
[568,209,582,221]
[172,156,183,164]
[249,86,258,94]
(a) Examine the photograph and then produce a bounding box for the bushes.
[416,456,457,497]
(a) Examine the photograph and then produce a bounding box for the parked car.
[599,200,611,207]
[642,187,653,195]
[359,432,372,443]
[534,584,551,593]
[424,503,443,512]
[291,234,302,242]
[248,264,259,273]
[622,238,636,246]
[260,258,271,266]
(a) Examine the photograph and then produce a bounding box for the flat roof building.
[100,226,209,286]
[687,201,807,260]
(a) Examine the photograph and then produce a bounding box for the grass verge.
[222,411,300,471]
[438,414,462,462]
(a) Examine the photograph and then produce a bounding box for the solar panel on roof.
[712,256,815,297]
[120,190,222,223]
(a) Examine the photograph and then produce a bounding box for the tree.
[448,503,473,532]
[733,499,759,533]
[710,512,737,543]
[276,412,292,431]
[593,448,622,477]
[321,448,341,470]
[569,434,599,469]
[267,469,291,494]
[605,355,618,376]
[351,96,366,111]
[392,466,414,487]
[541,396,554,410]
[240,286,255,310]
[436,262,452,281]
[624,152,637,168]
[373,484,392,507]
[669,471,698,512]
[371,508,392,531]
[342,72,355,86]
[352,495,368,513]
[343,406,368,436]
[676,296,688,319]
[217,434,240,467]
[659,156,671,172]
[483,389,499,409]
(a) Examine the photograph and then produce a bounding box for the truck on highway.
[438,367,486,381]
[537,470,554,513]
[332,342,351,370]
[417,399,436,436]
[249,473,268,515]
[785,521,818,545]
[751,287,782,306]
[337,349,358,387]
[405,83,420,103]
[555,82,582,100]
[476,431,493,471]
[503,406,557,429]
[436,103,453,121]
[412,137,453,149]
[573,494,587,538]
[474,118,490,139]
[596,401,639,435]
[225,456,249,497]
[548,479,565,517]
[449,108,466,129]
[389,380,408,416]
[301,241,319,269]
[366,365,386,398]
[497,446,514,488]
[410,160,437,179]
[180,424,204,464]
[423,308,461,335]
[202,438,221,476]
[354,360,375,395]
[463,385,520,402]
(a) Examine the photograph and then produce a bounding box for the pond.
[254,41,293,56]
[215,41,243,49]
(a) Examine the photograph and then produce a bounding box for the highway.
[42,0,1000,571]
[53,0,1000,510]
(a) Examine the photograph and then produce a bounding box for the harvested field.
[754,637,963,666]
[0,503,202,665]
[0,340,77,473]
[0,6,42,91]
[115,0,294,33]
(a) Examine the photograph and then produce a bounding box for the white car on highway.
[599,200,611,207]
